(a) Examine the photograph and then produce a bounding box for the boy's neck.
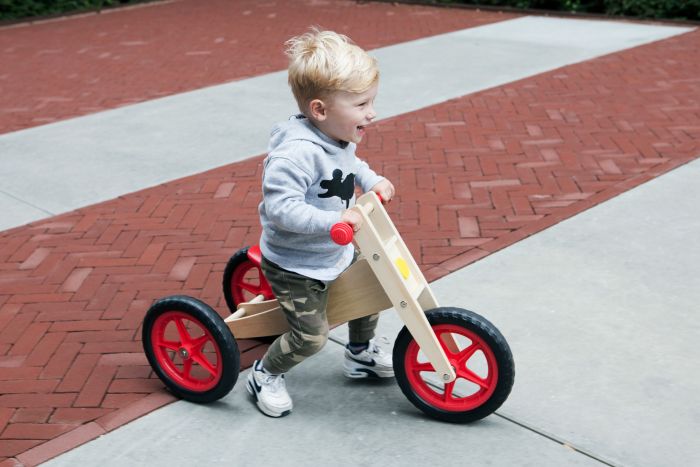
[304,114,349,148]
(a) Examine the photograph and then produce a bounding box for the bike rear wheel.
[222,246,274,313]
[142,295,239,403]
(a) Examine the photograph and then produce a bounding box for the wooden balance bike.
[142,192,514,423]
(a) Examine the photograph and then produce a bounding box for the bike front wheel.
[393,307,514,423]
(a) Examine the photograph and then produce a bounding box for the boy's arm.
[263,158,341,234]
[354,156,394,201]
[353,156,385,192]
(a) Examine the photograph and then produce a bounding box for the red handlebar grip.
[330,223,354,245]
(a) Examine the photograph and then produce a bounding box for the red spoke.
[411,362,435,373]
[456,343,481,366]
[190,334,210,353]
[182,358,193,380]
[157,339,180,352]
[239,281,261,295]
[174,318,191,345]
[458,367,490,389]
[191,352,217,377]
[443,381,456,401]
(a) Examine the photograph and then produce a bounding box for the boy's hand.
[371,179,395,204]
[341,209,363,232]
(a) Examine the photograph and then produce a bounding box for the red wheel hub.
[151,311,223,392]
[230,259,273,304]
[405,324,498,411]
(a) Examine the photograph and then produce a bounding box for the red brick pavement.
[0,0,515,134]
[2,1,700,465]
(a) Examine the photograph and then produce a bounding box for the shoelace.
[261,373,286,393]
[369,336,391,355]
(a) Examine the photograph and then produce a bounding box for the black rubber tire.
[142,295,239,403]
[393,307,515,423]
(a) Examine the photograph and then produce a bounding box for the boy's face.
[310,83,378,144]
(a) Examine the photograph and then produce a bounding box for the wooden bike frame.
[224,192,457,383]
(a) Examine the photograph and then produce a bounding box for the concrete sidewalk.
[46,154,700,467]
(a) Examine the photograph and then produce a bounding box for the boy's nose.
[367,105,376,121]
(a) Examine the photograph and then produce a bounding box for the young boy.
[246,28,395,418]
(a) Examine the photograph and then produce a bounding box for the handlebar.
[330,193,384,245]
[330,222,354,245]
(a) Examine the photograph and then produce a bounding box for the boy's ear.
[309,99,327,121]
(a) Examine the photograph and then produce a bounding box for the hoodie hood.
[268,114,353,156]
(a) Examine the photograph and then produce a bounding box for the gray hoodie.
[258,114,384,281]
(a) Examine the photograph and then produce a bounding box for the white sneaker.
[246,360,292,417]
[344,339,394,379]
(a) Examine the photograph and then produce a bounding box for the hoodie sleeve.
[354,156,384,193]
[262,156,342,234]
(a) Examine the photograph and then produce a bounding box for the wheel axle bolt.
[179,348,189,359]
[443,373,451,382]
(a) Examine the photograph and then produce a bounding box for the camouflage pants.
[260,254,379,374]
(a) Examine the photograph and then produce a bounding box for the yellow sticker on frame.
[395,257,410,279]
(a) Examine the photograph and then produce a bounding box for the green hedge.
[2,0,698,21]
[433,0,699,20]
[0,0,146,21]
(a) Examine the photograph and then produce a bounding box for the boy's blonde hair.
[285,28,379,111]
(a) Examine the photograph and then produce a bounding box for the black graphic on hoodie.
[318,169,355,208]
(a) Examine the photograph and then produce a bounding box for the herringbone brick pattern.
[364,29,700,280]
[0,0,515,134]
[1,3,699,466]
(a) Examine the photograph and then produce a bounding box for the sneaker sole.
[343,367,395,379]
[246,379,292,418]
